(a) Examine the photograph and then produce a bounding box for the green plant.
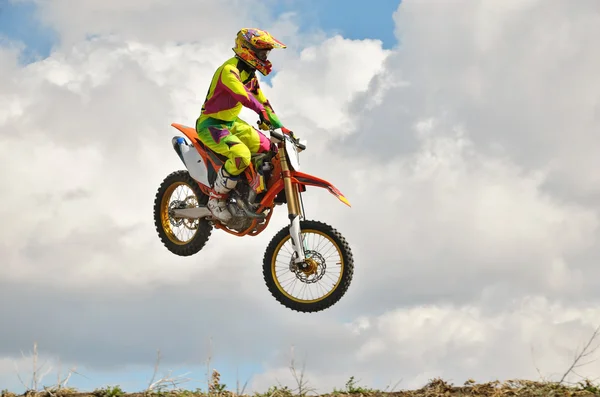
[93,385,125,397]
[332,376,375,394]
[577,379,600,394]
[253,385,293,397]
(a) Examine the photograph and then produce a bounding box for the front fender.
[292,171,351,207]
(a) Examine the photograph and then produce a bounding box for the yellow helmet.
[233,28,286,76]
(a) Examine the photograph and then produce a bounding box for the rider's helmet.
[233,28,286,76]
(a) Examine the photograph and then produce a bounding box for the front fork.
[279,144,306,264]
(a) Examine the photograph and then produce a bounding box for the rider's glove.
[257,109,272,131]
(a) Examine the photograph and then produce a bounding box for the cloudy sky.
[2,0,600,393]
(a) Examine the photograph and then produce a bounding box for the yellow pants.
[196,116,272,176]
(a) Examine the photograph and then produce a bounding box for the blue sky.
[0,0,399,392]
[0,0,400,64]
[0,0,57,63]
[51,360,263,393]
[274,0,400,48]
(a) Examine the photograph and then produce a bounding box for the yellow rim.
[160,181,199,245]
[271,229,344,303]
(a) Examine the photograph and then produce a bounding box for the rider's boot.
[207,167,239,223]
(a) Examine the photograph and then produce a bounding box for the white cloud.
[383,0,600,197]
[28,0,261,49]
[264,35,391,132]
[3,0,600,394]
[251,298,600,393]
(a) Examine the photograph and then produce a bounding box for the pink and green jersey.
[198,56,283,128]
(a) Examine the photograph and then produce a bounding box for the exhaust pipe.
[172,136,188,164]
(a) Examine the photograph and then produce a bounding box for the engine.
[221,158,273,232]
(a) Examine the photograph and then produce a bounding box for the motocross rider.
[196,28,297,224]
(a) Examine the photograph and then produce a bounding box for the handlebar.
[270,129,284,141]
[257,119,306,151]
[270,129,306,151]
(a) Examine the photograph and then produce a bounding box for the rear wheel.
[153,170,212,256]
[262,220,354,313]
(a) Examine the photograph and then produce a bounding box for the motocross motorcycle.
[153,122,354,313]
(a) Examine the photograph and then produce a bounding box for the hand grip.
[270,130,306,151]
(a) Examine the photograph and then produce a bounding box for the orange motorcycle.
[153,122,354,313]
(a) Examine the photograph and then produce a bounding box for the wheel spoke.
[154,170,212,257]
[162,182,200,244]
[269,228,345,305]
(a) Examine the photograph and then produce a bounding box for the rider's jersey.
[198,56,283,128]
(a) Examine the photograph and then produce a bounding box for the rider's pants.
[196,116,271,176]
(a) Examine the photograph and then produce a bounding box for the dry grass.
[2,377,600,397]
[4,327,600,397]
[4,360,600,397]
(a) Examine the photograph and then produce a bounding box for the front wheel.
[153,170,213,256]
[262,220,354,313]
